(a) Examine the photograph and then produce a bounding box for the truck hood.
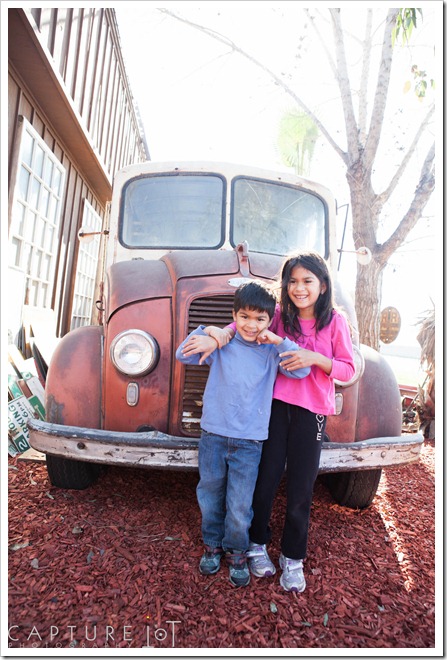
[106,247,284,320]
[105,248,346,321]
[106,248,250,319]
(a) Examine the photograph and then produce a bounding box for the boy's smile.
[232,307,271,342]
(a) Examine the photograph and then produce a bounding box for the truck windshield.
[120,172,327,256]
[231,177,326,256]
[120,174,225,249]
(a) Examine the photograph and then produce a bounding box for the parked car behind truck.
[28,161,423,508]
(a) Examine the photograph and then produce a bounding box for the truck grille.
[181,295,234,435]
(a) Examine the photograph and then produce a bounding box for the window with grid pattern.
[70,201,102,329]
[9,120,66,309]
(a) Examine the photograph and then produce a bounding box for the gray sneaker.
[279,553,306,592]
[199,546,224,575]
[247,542,276,577]
[226,550,250,587]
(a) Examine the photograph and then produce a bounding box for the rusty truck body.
[28,161,423,508]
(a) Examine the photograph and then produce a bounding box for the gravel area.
[7,439,436,650]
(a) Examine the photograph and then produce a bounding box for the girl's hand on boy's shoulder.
[182,334,218,364]
[206,326,234,348]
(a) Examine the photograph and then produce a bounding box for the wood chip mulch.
[7,439,436,651]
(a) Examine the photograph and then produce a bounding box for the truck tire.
[324,469,382,509]
[46,454,101,490]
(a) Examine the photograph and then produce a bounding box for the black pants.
[249,399,326,560]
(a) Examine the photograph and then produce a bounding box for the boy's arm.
[176,326,215,366]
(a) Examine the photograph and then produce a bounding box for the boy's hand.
[181,334,219,365]
[256,329,283,346]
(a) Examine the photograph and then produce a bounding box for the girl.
[182,251,355,592]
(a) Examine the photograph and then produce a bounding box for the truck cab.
[28,161,423,508]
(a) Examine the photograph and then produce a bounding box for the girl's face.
[287,265,326,318]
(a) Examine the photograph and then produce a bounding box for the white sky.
[114,2,441,348]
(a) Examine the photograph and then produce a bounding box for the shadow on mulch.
[7,440,435,650]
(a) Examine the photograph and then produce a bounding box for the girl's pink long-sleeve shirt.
[228,305,355,415]
[269,306,355,415]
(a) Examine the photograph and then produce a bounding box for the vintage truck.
[28,161,423,508]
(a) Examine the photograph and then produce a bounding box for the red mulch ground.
[7,440,436,651]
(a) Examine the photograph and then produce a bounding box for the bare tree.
[160,7,435,349]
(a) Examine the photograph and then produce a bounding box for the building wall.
[27,8,148,175]
[8,8,149,339]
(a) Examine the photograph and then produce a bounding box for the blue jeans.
[197,431,263,552]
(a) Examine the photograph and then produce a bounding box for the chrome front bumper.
[28,418,424,473]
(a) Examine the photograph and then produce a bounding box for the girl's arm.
[277,314,355,379]
[180,326,233,363]
[176,326,216,366]
[278,348,333,374]
[257,331,311,379]
[327,316,356,382]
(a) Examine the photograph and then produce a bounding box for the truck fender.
[324,344,402,509]
[356,344,402,440]
[45,325,103,428]
[43,325,104,490]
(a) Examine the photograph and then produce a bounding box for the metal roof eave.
[8,9,112,206]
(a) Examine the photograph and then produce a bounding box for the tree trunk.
[347,161,385,350]
[355,258,384,351]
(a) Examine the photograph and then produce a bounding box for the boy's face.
[232,306,271,342]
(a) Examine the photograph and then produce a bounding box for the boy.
[175,280,310,587]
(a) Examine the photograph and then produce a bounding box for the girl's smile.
[287,266,326,318]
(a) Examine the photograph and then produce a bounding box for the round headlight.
[110,330,159,377]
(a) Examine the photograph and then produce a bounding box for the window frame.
[70,200,103,329]
[8,118,66,309]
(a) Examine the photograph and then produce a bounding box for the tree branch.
[363,9,398,169]
[158,8,348,163]
[378,142,435,261]
[358,10,373,143]
[375,105,435,207]
[304,9,338,78]
[329,9,360,162]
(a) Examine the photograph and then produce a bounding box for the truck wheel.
[46,454,101,490]
[324,469,382,509]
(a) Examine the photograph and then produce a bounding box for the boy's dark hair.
[280,251,335,337]
[233,280,277,319]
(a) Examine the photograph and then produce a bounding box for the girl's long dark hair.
[280,251,334,339]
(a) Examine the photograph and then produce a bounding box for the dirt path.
[7,440,436,650]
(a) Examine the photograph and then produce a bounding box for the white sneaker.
[247,542,276,577]
[279,553,306,592]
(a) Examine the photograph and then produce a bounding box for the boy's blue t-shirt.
[176,326,310,441]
